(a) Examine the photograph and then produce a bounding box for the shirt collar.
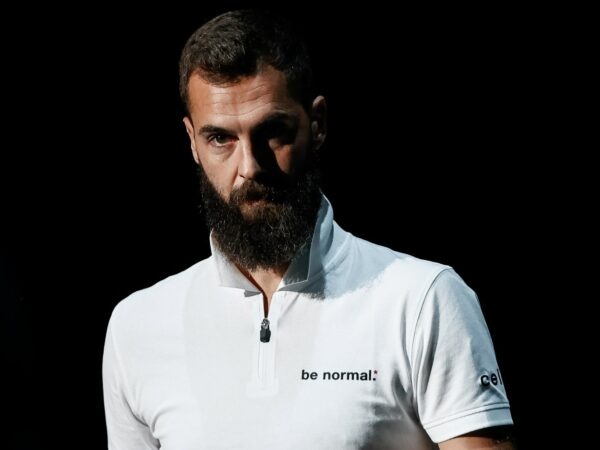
[210,194,343,292]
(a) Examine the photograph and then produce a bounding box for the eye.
[208,134,235,147]
[262,123,296,147]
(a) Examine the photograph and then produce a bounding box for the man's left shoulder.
[349,234,450,288]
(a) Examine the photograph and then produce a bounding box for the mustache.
[229,177,293,206]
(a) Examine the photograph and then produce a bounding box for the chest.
[134,290,434,449]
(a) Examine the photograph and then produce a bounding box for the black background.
[4,3,560,448]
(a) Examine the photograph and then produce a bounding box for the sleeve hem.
[425,405,513,443]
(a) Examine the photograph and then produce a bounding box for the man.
[103,10,514,449]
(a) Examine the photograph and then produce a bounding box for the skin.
[183,65,515,450]
[439,427,515,449]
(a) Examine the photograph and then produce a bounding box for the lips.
[244,191,269,202]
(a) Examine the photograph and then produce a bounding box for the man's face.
[183,65,326,270]
[183,65,325,216]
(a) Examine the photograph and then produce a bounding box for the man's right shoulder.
[108,257,214,326]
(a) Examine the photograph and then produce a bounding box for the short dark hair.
[179,9,314,113]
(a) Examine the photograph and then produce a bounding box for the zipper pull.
[260,318,271,343]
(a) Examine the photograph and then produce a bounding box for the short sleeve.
[411,268,513,443]
[102,314,160,450]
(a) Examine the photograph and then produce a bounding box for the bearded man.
[102,9,515,450]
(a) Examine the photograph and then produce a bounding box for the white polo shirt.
[103,196,512,449]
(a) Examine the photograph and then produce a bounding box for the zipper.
[246,292,279,397]
[259,294,271,342]
[260,317,271,342]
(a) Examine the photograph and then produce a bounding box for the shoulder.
[108,257,213,331]
[346,232,453,293]
[346,230,484,316]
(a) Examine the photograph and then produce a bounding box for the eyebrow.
[198,111,299,137]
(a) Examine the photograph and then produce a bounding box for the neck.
[238,264,289,309]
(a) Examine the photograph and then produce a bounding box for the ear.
[309,95,327,150]
[183,116,200,164]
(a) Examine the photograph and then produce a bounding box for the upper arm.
[438,426,516,449]
[411,269,513,442]
[103,316,160,450]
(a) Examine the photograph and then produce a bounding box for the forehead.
[187,66,304,126]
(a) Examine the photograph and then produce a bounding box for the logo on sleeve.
[479,367,504,387]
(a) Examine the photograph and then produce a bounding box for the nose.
[238,140,263,180]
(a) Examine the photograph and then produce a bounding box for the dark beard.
[198,156,322,271]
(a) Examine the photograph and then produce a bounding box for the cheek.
[198,157,237,199]
[278,131,311,174]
